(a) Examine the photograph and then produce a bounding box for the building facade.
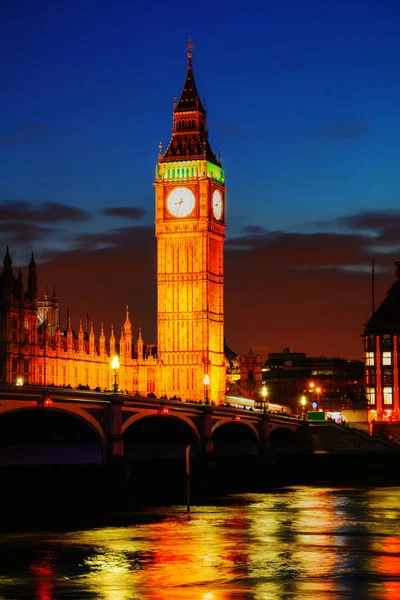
[363,262,400,421]
[0,42,226,403]
[0,248,158,392]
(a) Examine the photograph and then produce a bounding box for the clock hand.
[175,198,183,215]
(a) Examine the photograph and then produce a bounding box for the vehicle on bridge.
[225,396,291,414]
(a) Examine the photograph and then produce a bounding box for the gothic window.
[381,335,392,351]
[365,352,374,366]
[11,317,18,342]
[365,369,376,385]
[172,169,175,178]
[24,359,29,382]
[383,387,393,405]
[365,335,375,351]
[382,369,392,385]
[191,168,194,177]
[382,352,392,366]
[23,320,29,345]
[366,387,375,405]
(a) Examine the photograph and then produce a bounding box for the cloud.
[66,225,153,253]
[0,125,48,145]
[0,200,90,223]
[336,210,400,232]
[316,209,400,246]
[102,206,149,220]
[241,225,266,235]
[313,124,367,139]
[0,222,57,245]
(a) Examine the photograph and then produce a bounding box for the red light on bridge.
[158,407,169,414]
[44,397,52,407]
[235,415,241,421]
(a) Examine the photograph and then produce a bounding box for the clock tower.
[154,40,226,404]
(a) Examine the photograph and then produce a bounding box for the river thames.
[0,486,399,600]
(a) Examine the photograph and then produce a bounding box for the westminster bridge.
[0,384,398,469]
[0,384,314,465]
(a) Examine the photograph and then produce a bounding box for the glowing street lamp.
[300,395,307,419]
[111,355,120,393]
[261,385,268,413]
[16,377,24,386]
[203,374,210,404]
[316,387,321,407]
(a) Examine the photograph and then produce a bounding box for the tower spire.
[159,38,220,165]
[187,36,193,59]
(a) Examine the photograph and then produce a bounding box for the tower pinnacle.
[187,36,193,59]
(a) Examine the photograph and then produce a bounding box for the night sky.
[2,0,400,360]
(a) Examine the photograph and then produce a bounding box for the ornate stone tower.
[154,40,226,403]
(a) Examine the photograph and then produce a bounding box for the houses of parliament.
[0,42,256,404]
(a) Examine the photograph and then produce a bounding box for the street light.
[16,377,24,386]
[300,395,307,419]
[203,374,210,404]
[316,387,321,407]
[261,385,268,413]
[111,355,120,393]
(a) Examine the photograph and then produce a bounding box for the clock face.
[212,189,223,221]
[167,187,195,218]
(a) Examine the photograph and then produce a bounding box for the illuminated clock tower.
[154,40,226,404]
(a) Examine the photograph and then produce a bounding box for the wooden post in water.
[185,445,191,513]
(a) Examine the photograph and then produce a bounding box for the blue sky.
[1,0,400,358]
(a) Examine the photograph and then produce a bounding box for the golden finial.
[187,36,193,59]
[158,141,163,159]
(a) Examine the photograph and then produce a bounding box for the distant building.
[363,261,400,421]
[262,347,364,413]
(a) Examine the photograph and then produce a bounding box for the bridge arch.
[0,406,106,464]
[122,411,201,458]
[122,411,200,442]
[269,427,300,455]
[212,418,260,456]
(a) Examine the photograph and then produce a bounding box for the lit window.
[383,387,393,405]
[382,352,392,366]
[365,352,375,366]
[366,388,375,405]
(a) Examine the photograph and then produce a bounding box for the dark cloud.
[0,200,90,223]
[65,225,153,253]
[0,222,57,245]
[241,225,266,235]
[313,124,367,139]
[316,209,400,246]
[0,125,48,145]
[336,210,400,232]
[102,206,149,220]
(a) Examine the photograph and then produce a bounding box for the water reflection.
[0,488,400,599]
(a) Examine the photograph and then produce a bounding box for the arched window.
[172,169,175,178]
[186,168,189,177]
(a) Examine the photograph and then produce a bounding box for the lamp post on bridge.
[203,374,210,405]
[261,385,269,414]
[300,395,307,419]
[111,355,120,393]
